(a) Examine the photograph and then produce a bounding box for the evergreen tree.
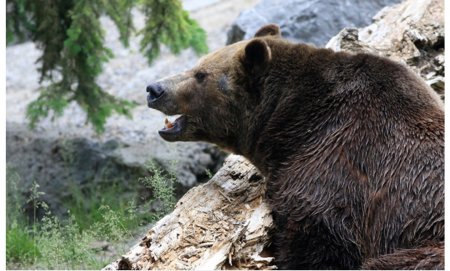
[6,0,208,133]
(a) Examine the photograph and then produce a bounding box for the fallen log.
[103,155,275,270]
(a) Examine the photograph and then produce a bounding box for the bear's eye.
[195,72,207,83]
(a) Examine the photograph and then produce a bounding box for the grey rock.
[6,122,225,219]
[227,0,402,46]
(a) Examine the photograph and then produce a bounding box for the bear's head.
[146,24,282,153]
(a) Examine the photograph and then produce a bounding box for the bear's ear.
[244,39,271,73]
[254,24,281,38]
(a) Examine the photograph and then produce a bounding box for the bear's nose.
[146,83,165,101]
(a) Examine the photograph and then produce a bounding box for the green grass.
[6,161,178,270]
[63,182,144,232]
[6,222,39,265]
[32,215,101,269]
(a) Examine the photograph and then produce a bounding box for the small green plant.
[6,221,40,265]
[6,169,23,226]
[91,205,129,241]
[139,161,177,219]
[35,213,99,269]
[6,168,40,266]
[205,168,214,179]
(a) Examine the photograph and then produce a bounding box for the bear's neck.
[241,46,338,175]
[243,94,336,176]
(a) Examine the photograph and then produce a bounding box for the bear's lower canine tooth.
[165,118,174,129]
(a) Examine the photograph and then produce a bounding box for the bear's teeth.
[165,118,174,129]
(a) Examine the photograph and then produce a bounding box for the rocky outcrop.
[105,0,444,269]
[226,0,401,46]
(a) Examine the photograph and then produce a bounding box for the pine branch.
[139,0,208,64]
[7,0,208,133]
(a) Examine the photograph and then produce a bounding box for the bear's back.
[261,41,444,265]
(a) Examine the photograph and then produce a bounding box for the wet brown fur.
[147,25,444,269]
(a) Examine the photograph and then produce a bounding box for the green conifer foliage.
[6,0,208,133]
[6,0,34,44]
[139,0,208,63]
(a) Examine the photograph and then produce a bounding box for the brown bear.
[146,24,444,269]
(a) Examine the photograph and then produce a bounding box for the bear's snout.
[146,81,180,116]
[146,83,165,103]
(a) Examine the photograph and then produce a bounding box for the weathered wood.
[103,155,274,270]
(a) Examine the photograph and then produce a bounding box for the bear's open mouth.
[158,115,186,140]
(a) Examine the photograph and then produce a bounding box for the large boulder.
[227,0,402,46]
